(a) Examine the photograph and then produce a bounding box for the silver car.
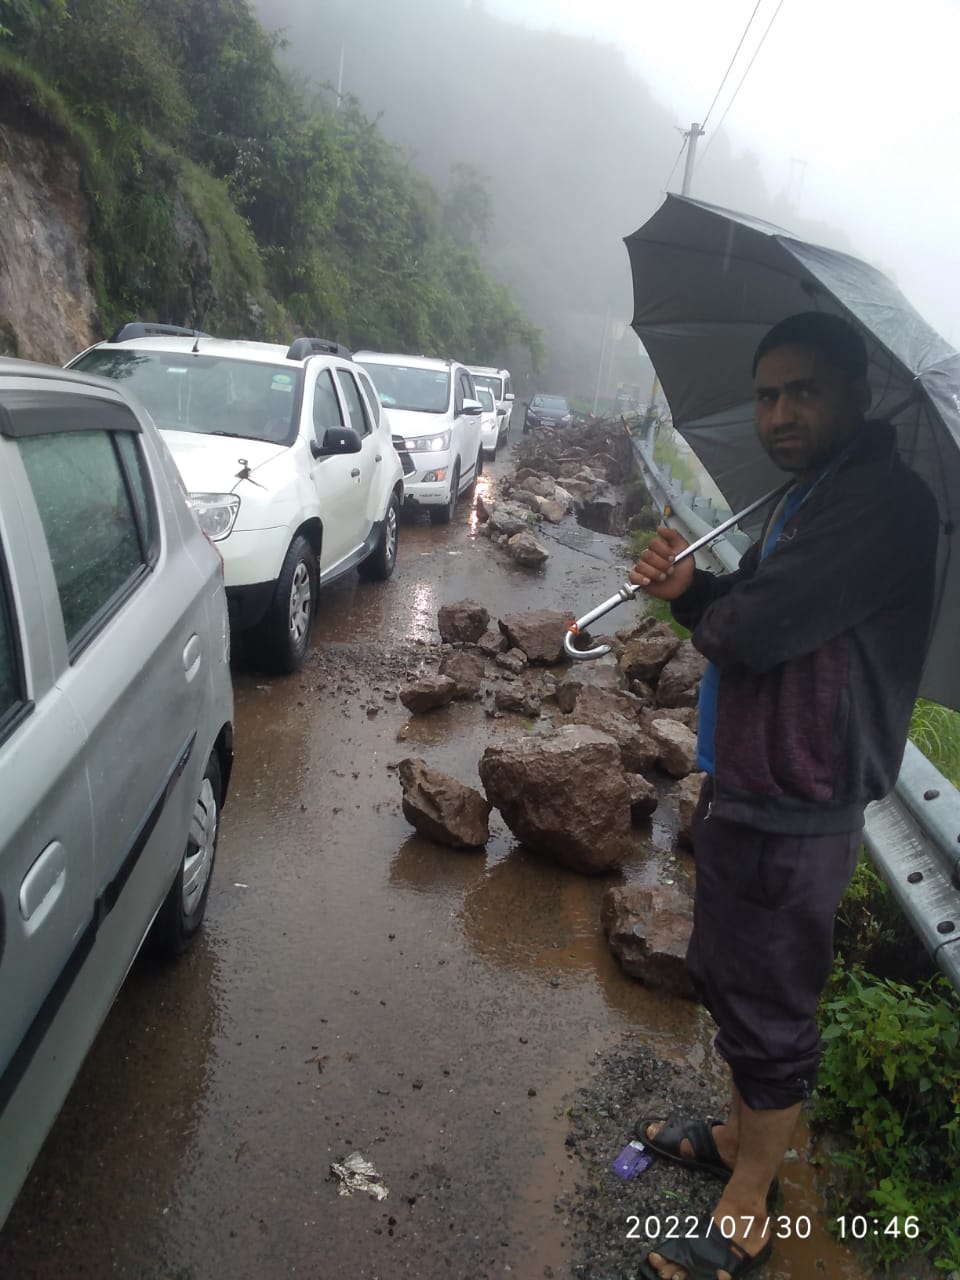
[0,358,234,1225]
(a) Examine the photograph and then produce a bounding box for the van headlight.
[188,492,241,541]
[403,431,451,453]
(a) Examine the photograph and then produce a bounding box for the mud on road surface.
[0,449,872,1280]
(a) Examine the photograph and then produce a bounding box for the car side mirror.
[461,398,483,416]
[311,426,362,458]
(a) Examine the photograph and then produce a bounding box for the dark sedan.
[523,394,573,432]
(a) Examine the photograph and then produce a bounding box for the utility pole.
[592,314,610,417]
[681,122,705,196]
[336,45,345,110]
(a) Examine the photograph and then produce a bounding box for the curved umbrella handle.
[563,584,641,661]
[562,486,784,662]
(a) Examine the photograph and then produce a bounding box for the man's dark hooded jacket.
[672,421,939,835]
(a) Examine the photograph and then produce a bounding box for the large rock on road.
[499,608,574,664]
[479,724,633,873]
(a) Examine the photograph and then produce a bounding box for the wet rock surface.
[499,608,573,664]
[398,673,457,712]
[479,724,635,873]
[601,885,696,998]
[438,649,485,698]
[437,598,490,643]
[398,757,490,849]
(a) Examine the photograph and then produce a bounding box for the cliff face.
[0,123,99,363]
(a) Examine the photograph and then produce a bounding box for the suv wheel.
[430,462,460,526]
[358,493,400,580]
[150,751,221,959]
[253,535,317,672]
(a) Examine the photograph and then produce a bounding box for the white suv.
[355,352,484,525]
[468,365,514,445]
[70,325,405,673]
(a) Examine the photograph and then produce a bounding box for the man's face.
[753,342,869,478]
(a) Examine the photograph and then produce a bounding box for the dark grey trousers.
[685,781,861,1110]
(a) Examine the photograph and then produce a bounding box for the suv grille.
[392,435,415,476]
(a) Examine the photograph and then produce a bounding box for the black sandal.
[634,1114,732,1180]
[639,1216,773,1279]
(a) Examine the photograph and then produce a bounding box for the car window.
[477,388,495,411]
[358,363,450,414]
[336,370,371,436]
[355,370,381,427]
[472,374,503,400]
[114,430,157,555]
[72,350,302,445]
[314,369,344,436]
[18,430,149,651]
[0,551,24,731]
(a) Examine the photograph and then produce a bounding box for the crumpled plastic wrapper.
[330,1151,389,1200]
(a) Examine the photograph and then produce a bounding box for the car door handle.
[182,633,202,682]
[375,454,383,462]
[351,468,361,478]
[20,840,67,933]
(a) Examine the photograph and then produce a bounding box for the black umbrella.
[625,194,960,712]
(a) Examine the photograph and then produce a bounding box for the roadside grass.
[908,697,960,788]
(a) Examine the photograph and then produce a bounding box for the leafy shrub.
[813,970,960,1271]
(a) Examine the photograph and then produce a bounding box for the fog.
[252,0,878,402]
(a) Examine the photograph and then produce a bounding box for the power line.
[701,0,764,129]
[697,0,787,168]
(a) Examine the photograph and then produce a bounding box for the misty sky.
[489,0,960,345]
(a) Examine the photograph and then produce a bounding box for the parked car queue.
[0,329,514,1228]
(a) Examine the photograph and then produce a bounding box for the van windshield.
[471,374,503,399]
[73,350,302,443]
[358,363,450,414]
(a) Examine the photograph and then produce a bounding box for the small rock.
[439,650,485,698]
[398,675,457,713]
[495,648,528,675]
[507,530,550,567]
[648,718,698,777]
[437,599,491,644]
[601,884,696,997]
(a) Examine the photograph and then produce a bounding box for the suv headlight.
[403,430,451,453]
[188,492,241,541]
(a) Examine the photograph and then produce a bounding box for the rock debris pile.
[395,596,708,992]
[393,427,709,994]
[476,417,639,566]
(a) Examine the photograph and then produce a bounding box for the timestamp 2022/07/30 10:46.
[625,1214,922,1243]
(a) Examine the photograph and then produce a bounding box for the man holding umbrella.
[629,311,939,1279]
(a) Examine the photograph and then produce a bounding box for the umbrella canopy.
[625,194,960,712]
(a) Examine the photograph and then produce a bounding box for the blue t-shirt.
[695,483,812,775]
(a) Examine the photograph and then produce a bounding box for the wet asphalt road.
[0,448,868,1279]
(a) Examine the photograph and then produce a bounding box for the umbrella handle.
[563,486,783,662]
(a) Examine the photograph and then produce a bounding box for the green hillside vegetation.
[0,0,543,366]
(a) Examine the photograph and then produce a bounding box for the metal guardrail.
[630,425,960,995]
